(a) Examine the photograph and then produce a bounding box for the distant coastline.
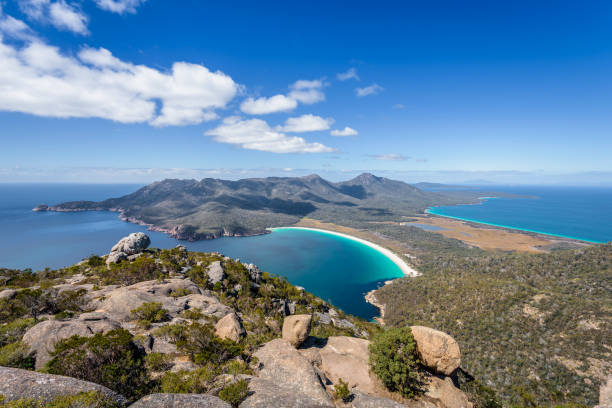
[425,208,603,244]
[270,226,419,277]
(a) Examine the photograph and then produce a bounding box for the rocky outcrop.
[282,314,312,347]
[207,261,225,285]
[106,232,150,265]
[425,376,472,408]
[240,377,332,408]
[0,288,17,300]
[351,391,437,408]
[22,316,121,369]
[248,338,334,407]
[32,204,48,212]
[411,326,461,376]
[318,336,374,394]
[0,366,127,405]
[130,393,231,407]
[244,263,262,283]
[89,278,230,322]
[215,313,246,342]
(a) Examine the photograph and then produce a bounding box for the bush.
[169,288,191,298]
[130,302,168,329]
[45,329,151,401]
[0,342,34,369]
[333,378,351,402]
[369,327,423,398]
[87,255,105,267]
[0,318,36,347]
[218,379,249,407]
[0,390,121,408]
[144,352,173,372]
[159,367,216,393]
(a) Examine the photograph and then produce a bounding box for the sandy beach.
[270,226,419,277]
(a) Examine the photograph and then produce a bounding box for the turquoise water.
[425,186,612,243]
[0,184,404,319]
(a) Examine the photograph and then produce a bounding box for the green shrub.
[169,288,191,298]
[0,390,121,408]
[181,308,203,321]
[218,379,249,407]
[0,342,34,369]
[45,329,151,401]
[333,378,351,402]
[87,256,105,268]
[144,352,173,372]
[130,302,168,328]
[369,327,423,398]
[159,367,216,393]
[0,318,36,347]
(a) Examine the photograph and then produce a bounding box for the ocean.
[0,183,404,319]
[425,185,612,243]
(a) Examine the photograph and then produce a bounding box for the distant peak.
[352,173,381,184]
[301,174,324,181]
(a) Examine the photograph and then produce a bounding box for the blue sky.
[1,0,611,184]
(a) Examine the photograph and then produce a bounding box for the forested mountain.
[39,173,479,240]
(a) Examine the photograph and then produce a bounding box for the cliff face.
[0,233,480,408]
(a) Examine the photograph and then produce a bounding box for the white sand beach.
[270,226,419,277]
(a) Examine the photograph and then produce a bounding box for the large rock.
[251,339,333,407]
[244,263,262,283]
[351,391,437,408]
[89,278,230,322]
[0,366,127,405]
[22,317,121,369]
[282,314,312,347]
[0,288,17,300]
[106,232,150,265]
[207,261,225,285]
[318,336,375,394]
[425,376,473,408]
[130,393,231,407]
[215,313,246,342]
[411,326,461,375]
[240,378,332,408]
[110,232,151,256]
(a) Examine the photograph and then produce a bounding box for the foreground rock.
[215,313,246,342]
[411,326,461,375]
[0,366,127,405]
[351,391,437,408]
[107,232,150,265]
[23,316,121,369]
[247,338,333,407]
[130,393,231,407]
[282,314,312,347]
[318,336,375,394]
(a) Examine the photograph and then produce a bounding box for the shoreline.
[425,208,602,244]
[270,226,419,277]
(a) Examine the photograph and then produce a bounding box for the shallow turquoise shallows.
[425,185,612,243]
[0,184,404,319]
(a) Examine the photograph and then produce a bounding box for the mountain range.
[36,173,480,240]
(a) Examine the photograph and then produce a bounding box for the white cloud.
[279,114,333,133]
[205,117,334,153]
[49,1,87,34]
[356,83,383,97]
[369,154,408,161]
[94,0,147,14]
[0,9,35,40]
[240,94,297,115]
[288,78,325,104]
[0,32,238,125]
[337,67,359,81]
[393,103,406,109]
[18,0,88,34]
[330,126,358,136]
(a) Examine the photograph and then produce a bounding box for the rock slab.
[411,326,461,375]
[282,314,312,347]
[0,366,127,405]
[130,393,231,407]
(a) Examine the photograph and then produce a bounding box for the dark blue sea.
[0,184,403,319]
[426,185,612,243]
